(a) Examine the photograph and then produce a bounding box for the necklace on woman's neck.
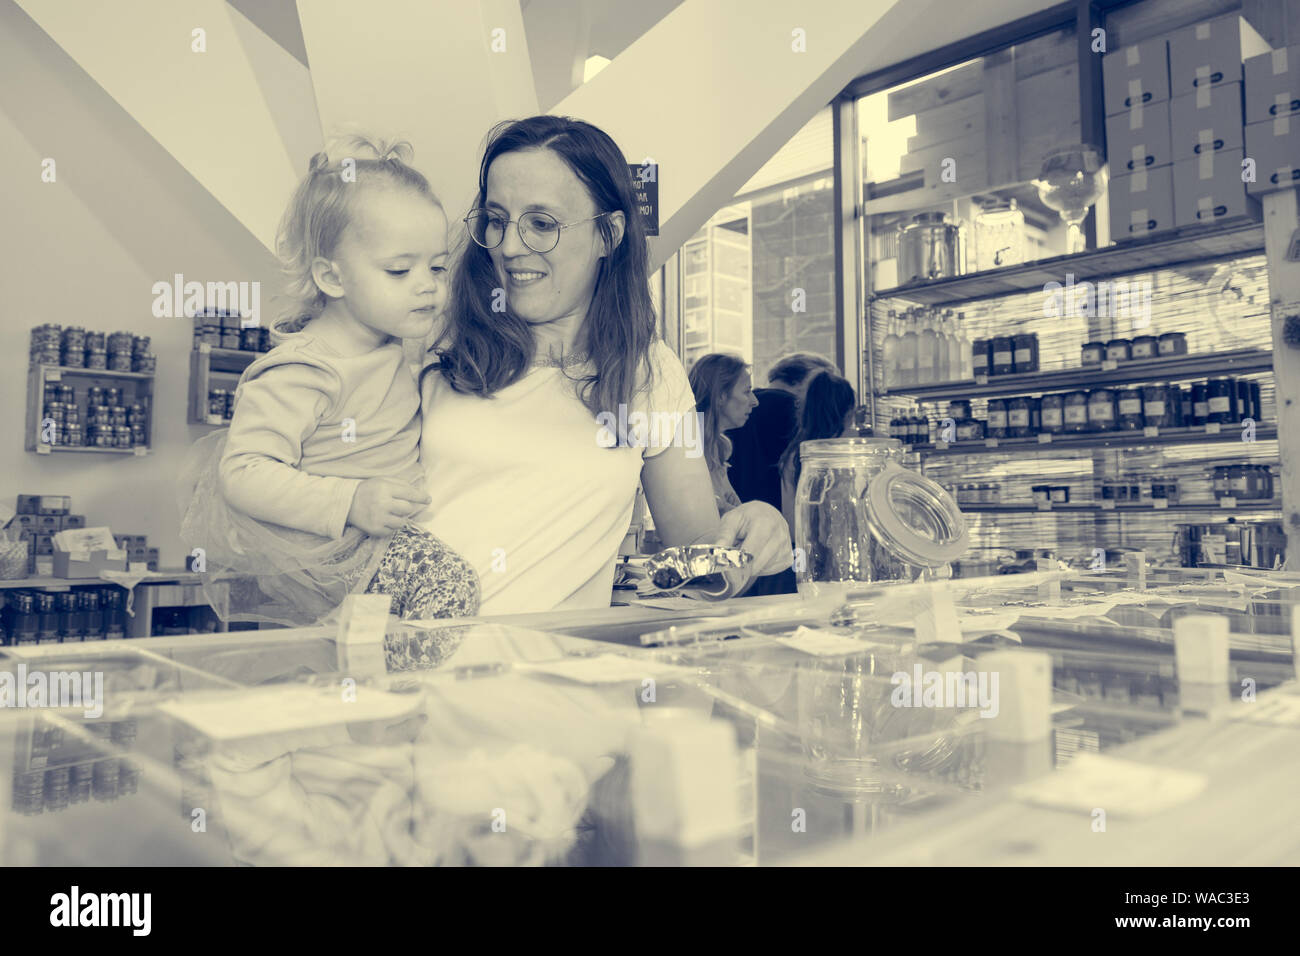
[531,347,588,370]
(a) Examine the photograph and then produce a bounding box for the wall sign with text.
[629,162,659,236]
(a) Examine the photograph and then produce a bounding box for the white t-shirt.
[417,340,698,615]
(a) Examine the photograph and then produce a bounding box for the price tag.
[1037,433,1052,444]
[1102,359,1118,371]
[1220,497,1237,509]
[1143,426,1159,437]
[934,440,949,449]
[36,444,51,455]
[1204,422,1221,435]
[199,343,212,355]
[985,438,999,448]
[975,374,988,385]
[46,369,62,382]
[1153,499,1169,510]
[1100,500,1116,510]
[133,446,148,456]
[1036,501,1052,511]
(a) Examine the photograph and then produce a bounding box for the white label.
[1101,499,1116,510]
[993,349,1011,366]
[1041,408,1063,427]
[985,438,999,448]
[1037,433,1053,444]
[1153,498,1168,510]
[934,440,949,450]
[1208,395,1231,412]
[1220,497,1237,509]
[1143,425,1159,437]
[1014,348,1031,364]
[1119,398,1142,414]
[1106,347,1127,360]
[1065,406,1088,424]
[1144,400,1166,416]
[1102,359,1118,371]
[1131,342,1155,358]
[1009,409,1029,427]
[988,410,1008,428]
[899,354,916,370]
[974,373,988,385]
[1036,501,1052,511]
[1203,421,1220,434]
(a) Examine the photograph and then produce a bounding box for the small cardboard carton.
[52,527,128,578]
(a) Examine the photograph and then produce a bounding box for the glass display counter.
[1,569,1296,866]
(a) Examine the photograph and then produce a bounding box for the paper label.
[1143,425,1159,437]
[975,374,988,385]
[1208,396,1231,412]
[1219,497,1237,509]
[1101,499,1116,510]
[1037,433,1053,444]
[1014,348,1031,364]
[1144,400,1166,416]
[984,438,999,448]
[1011,752,1207,817]
[1153,498,1168,510]
[1041,409,1062,427]
[1119,398,1142,414]
[1065,406,1088,424]
[774,626,883,658]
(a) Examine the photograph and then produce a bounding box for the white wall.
[0,0,280,567]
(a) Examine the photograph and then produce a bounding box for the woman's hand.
[711,500,793,575]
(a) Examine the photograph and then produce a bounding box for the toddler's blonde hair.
[276,135,441,324]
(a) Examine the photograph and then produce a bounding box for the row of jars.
[1098,476,1180,502]
[12,760,140,814]
[971,333,1039,377]
[42,423,142,448]
[1081,332,1187,365]
[1212,465,1275,500]
[194,324,271,352]
[44,404,145,427]
[208,388,236,420]
[30,326,154,371]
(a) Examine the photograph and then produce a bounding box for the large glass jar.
[1087,388,1117,432]
[973,199,1026,271]
[1116,388,1144,430]
[1007,396,1032,437]
[1062,391,1089,433]
[794,438,969,599]
[1039,394,1065,434]
[990,337,1015,376]
[986,399,1008,438]
[1142,384,1172,427]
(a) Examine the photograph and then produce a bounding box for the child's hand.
[347,478,431,536]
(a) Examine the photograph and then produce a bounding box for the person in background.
[778,371,858,534]
[688,353,758,515]
[726,352,838,511]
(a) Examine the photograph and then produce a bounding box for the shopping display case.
[2,568,1296,866]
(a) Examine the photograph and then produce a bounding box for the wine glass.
[1033,145,1109,254]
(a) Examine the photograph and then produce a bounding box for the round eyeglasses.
[464,209,610,254]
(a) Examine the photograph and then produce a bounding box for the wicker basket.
[0,538,30,580]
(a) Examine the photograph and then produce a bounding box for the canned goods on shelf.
[224,392,236,417]
[258,327,271,351]
[131,353,156,373]
[31,348,61,365]
[60,349,85,368]
[208,389,227,416]
[87,386,103,405]
[107,354,133,371]
[85,350,108,369]
[107,331,133,353]
[220,331,241,350]
[59,384,74,403]
[85,331,106,351]
[113,426,132,448]
[240,327,261,350]
[106,387,122,405]
[132,335,150,354]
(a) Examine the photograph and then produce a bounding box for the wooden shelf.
[885,349,1273,401]
[25,364,154,454]
[27,363,155,380]
[0,571,201,591]
[871,217,1265,307]
[188,344,257,425]
[34,445,147,455]
[914,423,1277,457]
[958,499,1282,514]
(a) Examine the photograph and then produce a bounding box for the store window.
[671,109,837,380]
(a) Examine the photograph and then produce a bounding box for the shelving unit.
[909,424,1277,458]
[25,364,154,455]
[871,218,1265,307]
[187,343,257,425]
[884,348,1273,402]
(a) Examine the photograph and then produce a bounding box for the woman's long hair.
[779,371,856,490]
[427,116,656,422]
[688,353,748,473]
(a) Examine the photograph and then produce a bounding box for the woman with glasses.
[413,115,791,614]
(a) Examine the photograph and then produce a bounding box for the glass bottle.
[881,310,900,389]
[973,198,1026,271]
[898,311,918,386]
[956,313,973,380]
[917,311,939,385]
[944,311,961,383]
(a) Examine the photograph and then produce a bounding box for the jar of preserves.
[208,389,227,417]
[1063,390,1089,433]
[1105,339,1131,362]
[1141,384,1171,427]
[85,331,106,351]
[240,327,261,351]
[990,336,1015,375]
[1206,378,1234,424]
[113,426,132,448]
[1039,394,1064,434]
[109,407,127,427]
[1116,388,1144,430]
[971,339,990,377]
[1253,465,1274,500]
[986,398,1008,438]
[947,399,972,421]
[1007,396,1032,437]
[1191,383,1209,424]
[1130,334,1159,359]
[105,387,122,405]
[1228,465,1248,498]
[1081,341,1105,366]
[108,353,133,371]
[1012,333,1039,374]
[1158,331,1187,356]
[955,419,984,441]
[86,349,108,369]
[1087,388,1116,432]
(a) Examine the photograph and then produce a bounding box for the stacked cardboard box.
[1244,45,1300,196]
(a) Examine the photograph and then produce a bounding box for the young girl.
[180,137,479,629]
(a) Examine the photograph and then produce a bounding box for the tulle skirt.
[177,429,388,627]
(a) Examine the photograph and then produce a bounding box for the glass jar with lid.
[973,198,1026,271]
[986,399,1008,439]
[1081,341,1105,365]
[1007,396,1032,438]
[1062,390,1089,433]
[1115,388,1144,430]
[1105,339,1131,362]
[1087,388,1116,432]
[1039,393,1065,434]
[1191,383,1209,424]
[1130,335,1159,360]
[1012,333,1039,374]
[1141,384,1172,427]
[990,337,1015,376]
[1158,331,1187,356]
[1206,378,1234,424]
[793,438,969,599]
